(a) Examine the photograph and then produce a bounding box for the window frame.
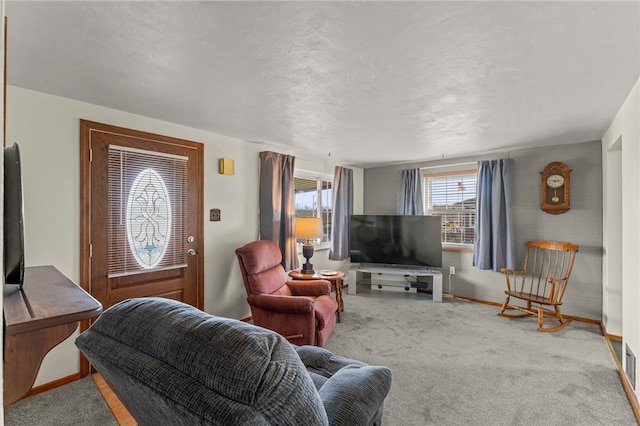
[423,169,477,252]
[293,170,333,250]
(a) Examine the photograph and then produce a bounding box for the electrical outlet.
[450,266,455,274]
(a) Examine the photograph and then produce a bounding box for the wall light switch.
[210,209,221,222]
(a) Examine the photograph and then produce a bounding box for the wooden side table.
[3,265,103,405]
[288,270,344,322]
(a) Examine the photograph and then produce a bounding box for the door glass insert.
[108,146,188,277]
[126,168,171,268]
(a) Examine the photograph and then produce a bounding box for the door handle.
[186,248,197,256]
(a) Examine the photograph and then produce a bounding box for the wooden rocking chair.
[498,240,579,332]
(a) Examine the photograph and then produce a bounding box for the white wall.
[602,77,640,394]
[6,86,363,386]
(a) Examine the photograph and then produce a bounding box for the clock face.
[546,174,565,188]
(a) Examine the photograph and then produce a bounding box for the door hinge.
[89,148,93,162]
[89,244,93,258]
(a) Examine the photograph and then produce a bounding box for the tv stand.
[348,264,442,302]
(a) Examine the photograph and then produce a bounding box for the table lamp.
[294,217,323,274]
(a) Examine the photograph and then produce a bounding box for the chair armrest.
[500,268,524,274]
[287,280,332,296]
[247,294,314,314]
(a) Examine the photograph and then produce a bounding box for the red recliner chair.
[235,240,338,347]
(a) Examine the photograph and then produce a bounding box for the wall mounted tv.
[350,215,442,268]
[4,143,26,288]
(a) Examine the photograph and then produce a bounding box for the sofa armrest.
[248,293,314,314]
[296,345,367,375]
[287,280,332,296]
[319,365,392,426]
[295,345,392,425]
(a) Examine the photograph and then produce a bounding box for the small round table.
[288,270,345,322]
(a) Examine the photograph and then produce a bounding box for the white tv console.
[347,264,442,302]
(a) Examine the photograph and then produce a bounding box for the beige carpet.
[4,292,635,425]
[4,376,118,426]
[324,291,636,425]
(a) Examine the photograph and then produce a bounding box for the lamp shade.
[294,217,323,239]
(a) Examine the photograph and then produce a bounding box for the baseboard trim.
[618,366,640,423]
[599,323,639,425]
[452,295,601,325]
[23,373,83,399]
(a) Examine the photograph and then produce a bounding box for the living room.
[1,1,640,424]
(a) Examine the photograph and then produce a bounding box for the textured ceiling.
[5,1,640,167]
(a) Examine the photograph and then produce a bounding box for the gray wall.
[363,140,603,320]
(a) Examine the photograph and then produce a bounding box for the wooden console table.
[289,270,344,322]
[3,265,102,406]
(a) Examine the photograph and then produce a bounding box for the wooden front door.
[80,120,204,311]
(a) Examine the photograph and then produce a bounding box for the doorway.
[79,120,204,314]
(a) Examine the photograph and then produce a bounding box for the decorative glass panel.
[108,146,188,277]
[126,168,171,268]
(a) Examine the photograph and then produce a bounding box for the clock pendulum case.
[540,162,571,214]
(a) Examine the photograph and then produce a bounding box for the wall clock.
[540,162,571,214]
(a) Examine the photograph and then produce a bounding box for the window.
[294,171,332,244]
[108,145,188,276]
[424,170,477,246]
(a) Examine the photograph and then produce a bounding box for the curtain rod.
[419,161,477,170]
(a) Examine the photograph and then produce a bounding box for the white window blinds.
[424,171,477,245]
[108,145,188,277]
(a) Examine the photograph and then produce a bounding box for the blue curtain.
[397,168,424,215]
[329,166,353,260]
[473,159,516,271]
[258,151,299,271]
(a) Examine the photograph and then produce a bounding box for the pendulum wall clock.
[540,162,571,214]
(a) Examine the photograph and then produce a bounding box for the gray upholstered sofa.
[76,298,392,425]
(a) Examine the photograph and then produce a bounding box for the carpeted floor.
[324,290,637,425]
[3,291,636,426]
[4,376,117,426]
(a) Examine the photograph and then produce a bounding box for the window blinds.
[107,145,188,277]
[424,171,477,245]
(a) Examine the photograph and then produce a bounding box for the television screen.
[350,215,442,268]
[4,143,26,287]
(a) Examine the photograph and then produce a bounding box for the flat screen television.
[4,143,26,288]
[350,214,442,268]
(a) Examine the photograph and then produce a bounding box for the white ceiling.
[5,1,640,168]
